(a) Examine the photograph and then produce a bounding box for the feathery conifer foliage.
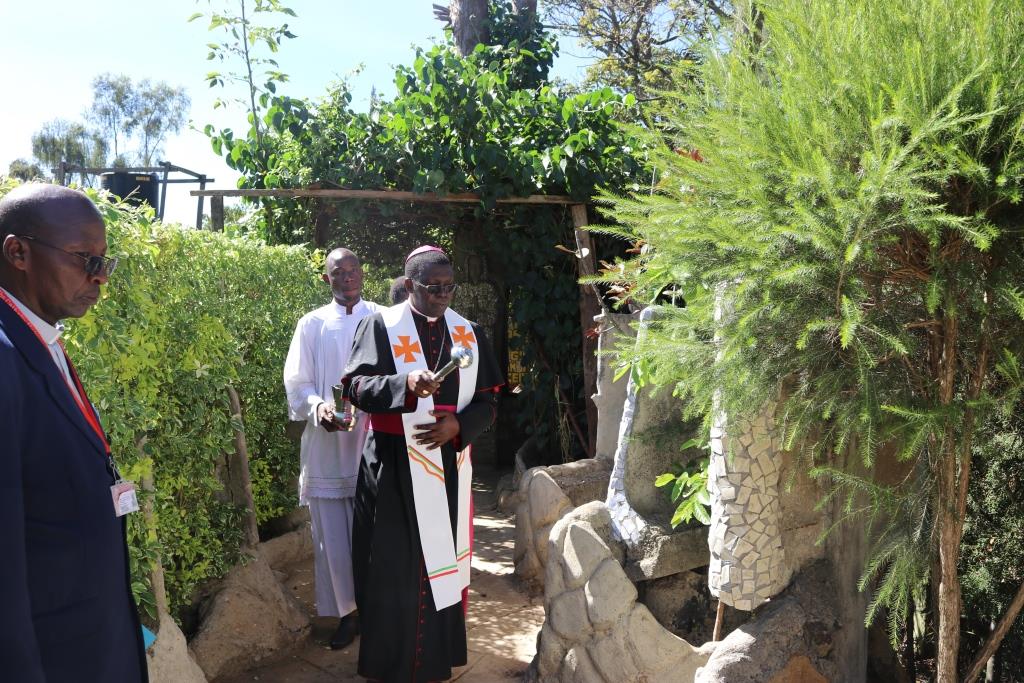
[598,0,1024,678]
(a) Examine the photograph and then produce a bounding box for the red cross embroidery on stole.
[452,325,476,347]
[393,335,423,363]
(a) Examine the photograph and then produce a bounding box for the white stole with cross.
[380,301,478,610]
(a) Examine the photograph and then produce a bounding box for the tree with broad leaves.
[543,0,732,101]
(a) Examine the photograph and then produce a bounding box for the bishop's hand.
[413,411,460,449]
[407,369,441,399]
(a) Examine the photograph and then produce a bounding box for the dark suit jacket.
[0,301,147,682]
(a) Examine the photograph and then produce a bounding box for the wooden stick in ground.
[713,599,725,641]
[141,471,170,617]
[226,385,260,550]
[136,434,170,618]
[964,577,1024,683]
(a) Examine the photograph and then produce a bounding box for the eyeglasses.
[14,234,118,278]
[412,281,457,296]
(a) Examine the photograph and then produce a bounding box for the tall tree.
[131,80,190,165]
[6,159,45,181]
[87,73,138,165]
[543,0,732,99]
[600,0,1024,680]
[85,74,190,166]
[30,119,107,184]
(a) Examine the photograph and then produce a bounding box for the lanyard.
[0,289,112,459]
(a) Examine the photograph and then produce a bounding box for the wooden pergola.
[192,187,603,456]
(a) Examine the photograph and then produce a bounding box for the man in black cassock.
[342,246,502,683]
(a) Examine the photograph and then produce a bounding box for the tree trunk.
[935,313,962,683]
[450,0,490,56]
[964,579,1024,683]
[936,483,962,683]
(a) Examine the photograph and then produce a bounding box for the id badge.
[110,480,140,517]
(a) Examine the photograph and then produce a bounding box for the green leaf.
[654,473,676,487]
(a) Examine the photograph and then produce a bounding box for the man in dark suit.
[0,184,147,682]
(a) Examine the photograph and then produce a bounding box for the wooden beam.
[190,188,578,205]
[210,196,225,232]
[571,203,601,458]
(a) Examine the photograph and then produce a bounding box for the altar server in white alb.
[283,247,380,649]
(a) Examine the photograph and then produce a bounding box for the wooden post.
[571,203,600,458]
[226,386,261,549]
[141,474,170,618]
[195,176,207,230]
[713,600,725,641]
[158,162,170,222]
[136,435,169,618]
[210,196,225,232]
[56,161,67,186]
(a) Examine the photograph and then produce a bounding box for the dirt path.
[220,474,543,683]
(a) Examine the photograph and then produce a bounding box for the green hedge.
[1,180,388,616]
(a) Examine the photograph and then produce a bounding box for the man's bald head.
[322,247,364,310]
[325,247,358,273]
[0,183,102,243]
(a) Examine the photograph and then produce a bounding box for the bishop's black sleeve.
[342,314,416,413]
[454,323,504,448]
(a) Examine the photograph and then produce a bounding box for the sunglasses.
[14,234,118,277]
[412,280,457,296]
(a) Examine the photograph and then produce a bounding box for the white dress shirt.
[283,298,381,504]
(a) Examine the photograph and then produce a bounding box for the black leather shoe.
[329,613,358,650]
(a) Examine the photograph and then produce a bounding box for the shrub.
[0,179,388,615]
[598,1,1024,679]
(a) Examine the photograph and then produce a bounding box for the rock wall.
[695,561,839,683]
[514,460,611,592]
[147,609,208,683]
[189,530,314,681]
[532,502,716,683]
[707,409,789,610]
[592,312,635,463]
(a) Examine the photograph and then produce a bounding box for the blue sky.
[0,1,591,225]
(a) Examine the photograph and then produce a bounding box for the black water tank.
[100,172,160,211]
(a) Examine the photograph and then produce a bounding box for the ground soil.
[218,469,544,683]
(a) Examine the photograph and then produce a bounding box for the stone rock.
[563,523,613,590]
[536,526,554,568]
[537,623,568,678]
[544,458,612,509]
[622,387,700,521]
[569,501,624,563]
[781,524,826,579]
[514,500,534,566]
[767,655,828,683]
[585,558,637,629]
[587,633,639,683]
[562,645,602,683]
[639,570,705,635]
[549,588,592,642]
[695,561,839,683]
[146,609,207,683]
[625,525,709,582]
[528,471,573,530]
[544,544,567,597]
[189,553,309,681]
[625,604,702,674]
[258,527,313,571]
[593,312,637,464]
[496,472,521,511]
